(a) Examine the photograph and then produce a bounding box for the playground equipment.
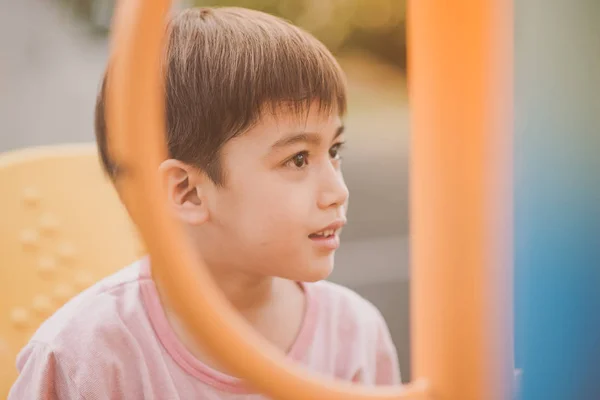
[104,0,514,399]
[0,145,145,397]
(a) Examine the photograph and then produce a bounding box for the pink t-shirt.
[9,259,400,399]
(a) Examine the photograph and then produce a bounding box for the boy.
[9,7,400,398]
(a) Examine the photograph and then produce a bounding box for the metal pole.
[408,1,514,399]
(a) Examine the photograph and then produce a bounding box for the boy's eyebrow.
[271,125,345,149]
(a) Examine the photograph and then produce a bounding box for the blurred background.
[0,0,413,383]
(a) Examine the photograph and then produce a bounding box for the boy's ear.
[159,159,210,225]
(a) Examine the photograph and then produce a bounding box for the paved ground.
[337,53,410,241]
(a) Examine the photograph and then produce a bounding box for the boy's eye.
[329,142,345,159]
[287,151,309,168]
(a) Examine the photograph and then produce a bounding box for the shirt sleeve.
[8,342,86,400]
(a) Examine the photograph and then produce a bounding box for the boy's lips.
[308,219,346,250]
[309,219,346,237]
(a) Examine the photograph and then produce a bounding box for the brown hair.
[95,7,347,184]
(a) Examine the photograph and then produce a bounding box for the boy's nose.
[317,166,349,210]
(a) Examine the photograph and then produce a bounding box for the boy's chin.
[297,257,335,283]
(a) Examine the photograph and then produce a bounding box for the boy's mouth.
[308,219,346,241]
[309,229,337,239]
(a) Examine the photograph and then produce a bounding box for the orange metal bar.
[408,1,514,399]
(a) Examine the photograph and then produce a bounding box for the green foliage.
[195,0,407,68]
[58,0,115,34]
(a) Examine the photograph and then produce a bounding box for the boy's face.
[180,103,348,282]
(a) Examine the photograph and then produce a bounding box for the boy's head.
[95,7,349,282]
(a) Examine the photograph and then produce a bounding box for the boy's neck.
[153,262,306,375]
[210,267,279,312]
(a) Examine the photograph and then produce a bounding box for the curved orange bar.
[408,1,514,399]
[105,0,427,399]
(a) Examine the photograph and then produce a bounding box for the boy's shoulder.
[28,259,147,346]
[306,280,401,384]
[10,259,171,398]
